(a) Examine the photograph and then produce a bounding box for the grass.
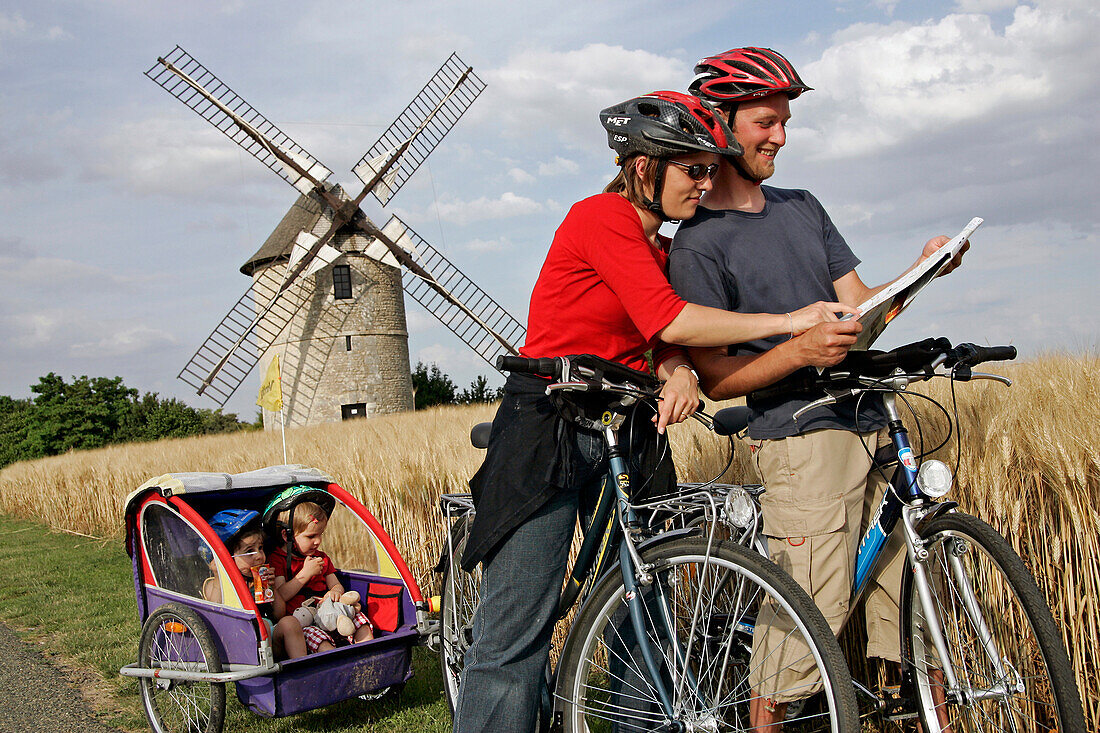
[0,513,453,733]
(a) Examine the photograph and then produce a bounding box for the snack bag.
[252,565,275,604]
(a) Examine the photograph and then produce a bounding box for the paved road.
[0,622,124,733]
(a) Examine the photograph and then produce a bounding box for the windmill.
[146,47,526,428]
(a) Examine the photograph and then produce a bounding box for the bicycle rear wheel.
[901,511,1084,732]
[554,536,859,732]
[438,516,481,713]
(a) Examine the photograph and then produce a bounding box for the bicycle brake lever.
[967,372,1013,387]
[792,390,850,422]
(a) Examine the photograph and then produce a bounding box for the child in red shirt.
[269,500,374,653]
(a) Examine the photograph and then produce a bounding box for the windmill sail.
[146,46,332,195]
[178,269,314,405]
[380,216,526,369]
[353,53,486,206]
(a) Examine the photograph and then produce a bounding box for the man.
[668,47,964,730]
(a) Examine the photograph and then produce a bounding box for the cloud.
[70,325,177,358]
[481,43,686,147]
[537,156,580,177]
[0,12,30,37]
[429,191,544,225]
[86,116,278,200]
[465,237,510,253]
[508,167,535,184]
[954,0,1019,11]
[799,3,1100,159]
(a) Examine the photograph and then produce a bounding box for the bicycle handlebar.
[496,355,562,379]
[750,338,1017,402]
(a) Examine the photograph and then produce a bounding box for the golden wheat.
[1,353,1096,725]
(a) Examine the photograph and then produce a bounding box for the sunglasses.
[668,161,720,181]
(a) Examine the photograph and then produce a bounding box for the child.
[201,509,309,659]
[268,500,374,653]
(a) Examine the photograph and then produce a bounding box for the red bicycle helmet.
[599,90,741,161]
[689,47,812,104]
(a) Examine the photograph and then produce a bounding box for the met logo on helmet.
[605,116,630,126]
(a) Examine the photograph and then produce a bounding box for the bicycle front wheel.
[554,536,859,732]
[901,511,1084,732]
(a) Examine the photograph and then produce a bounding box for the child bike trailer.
[119,465,430,733]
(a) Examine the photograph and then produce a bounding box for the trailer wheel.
[138,603,226,733]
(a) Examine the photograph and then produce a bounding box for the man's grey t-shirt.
[668,185,886,439]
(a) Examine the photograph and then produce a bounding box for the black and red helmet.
[599,90,742,160]
[689,47,812,104]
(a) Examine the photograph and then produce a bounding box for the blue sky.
[1,0,1096,419]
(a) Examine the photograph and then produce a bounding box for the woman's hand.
[788,301,860,335]
[654,365,700,434]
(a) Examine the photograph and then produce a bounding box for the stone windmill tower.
[146,48,526,428]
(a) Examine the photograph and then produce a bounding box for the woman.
[452,91,854,733]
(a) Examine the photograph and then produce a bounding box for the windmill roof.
[240,186,343,275]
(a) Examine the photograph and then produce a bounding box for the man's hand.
[788,300,860,335]
[923,234,969,277]
[791,320,862,367]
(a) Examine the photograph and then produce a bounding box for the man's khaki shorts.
[747,428,906,702]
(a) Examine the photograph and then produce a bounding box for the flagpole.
[279,404,287,465]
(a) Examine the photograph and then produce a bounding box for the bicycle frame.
[841,380,1017,710]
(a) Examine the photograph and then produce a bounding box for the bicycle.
[435,352,861,732]
[715,337,1086,731]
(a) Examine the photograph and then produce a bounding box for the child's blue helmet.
[200,509,260,562]
[209,509,261,547]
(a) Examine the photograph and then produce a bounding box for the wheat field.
[1,352,1096,725]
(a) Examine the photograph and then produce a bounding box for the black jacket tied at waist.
[461,371,676,572]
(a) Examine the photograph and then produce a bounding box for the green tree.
[0,396,35,468]
[411,361,456,409]
[26,373,138,456]
[458,375,502,404]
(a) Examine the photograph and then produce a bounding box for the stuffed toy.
[292,591,362,638]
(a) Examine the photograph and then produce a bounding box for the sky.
[1,0,1096,419]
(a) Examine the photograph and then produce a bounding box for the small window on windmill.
[342,403,367,420]
[332,265,352,299]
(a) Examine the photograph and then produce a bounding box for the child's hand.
[323,588,342,603]
[299,555,326,581]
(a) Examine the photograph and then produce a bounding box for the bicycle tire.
[554,536,859,732]
[901,511,1085,732]
[138,602,226,733]
[438,516,481,714]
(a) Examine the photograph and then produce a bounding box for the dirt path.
[0,622,125,733]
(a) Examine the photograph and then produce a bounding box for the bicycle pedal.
[879,684,919,721]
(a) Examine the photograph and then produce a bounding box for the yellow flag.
[256,354,283,411]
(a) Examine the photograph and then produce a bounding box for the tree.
[411,361,456,409]
[458,375,503,404]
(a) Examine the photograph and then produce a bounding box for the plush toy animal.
[292,591,362,638]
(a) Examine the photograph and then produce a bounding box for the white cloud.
[70,325,177,358]
[0,12,29,37]
[508,167,535,184]
[482,43,685,146]
[430,191,544,225]
[88,116,276,200]
[537,156,580,177]
[465,237,510,253]
[799,3,1100,158]
[954,0,1018,11]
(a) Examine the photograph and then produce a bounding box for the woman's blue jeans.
[453,427,606,733]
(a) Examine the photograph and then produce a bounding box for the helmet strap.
[643,159,677,223]
[731,155,764,186]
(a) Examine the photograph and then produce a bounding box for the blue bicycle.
[712,338,1086,731]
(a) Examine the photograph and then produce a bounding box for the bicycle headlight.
[917,459,953,498]
[723,488,755,529]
